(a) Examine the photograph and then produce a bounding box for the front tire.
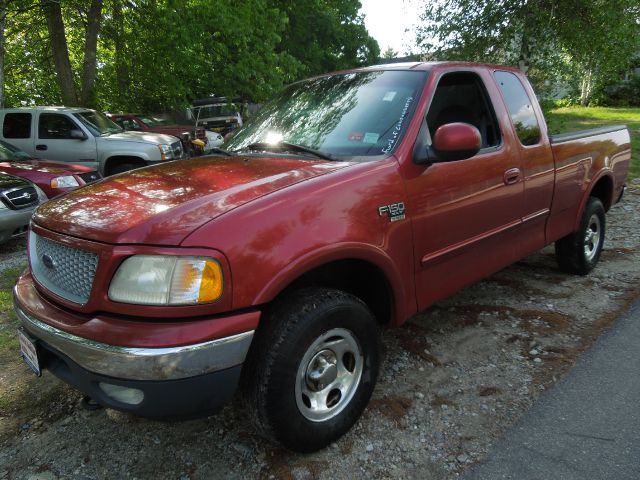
[555,197,605,275]
[244,288,379,452]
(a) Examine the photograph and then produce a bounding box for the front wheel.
[555,196,605,275]
[243,288,379,452]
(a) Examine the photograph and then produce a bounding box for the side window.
[494,71,541,146]
[3,113,32,138]
[38,113,79,139]
[114,118,131,130]
[426,72,501,149]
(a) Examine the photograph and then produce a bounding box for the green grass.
[545,107,640,179]
[0,264,27,355]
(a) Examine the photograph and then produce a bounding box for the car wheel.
[243,288,379,452]
[555,196,605,275]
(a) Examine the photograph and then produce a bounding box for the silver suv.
[0,107,185,176]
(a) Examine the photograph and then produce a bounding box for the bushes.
[601,76,640,107]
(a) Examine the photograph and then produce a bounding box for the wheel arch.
[104,155,146,176]
[253,244,409,327]
[574,171,614,231]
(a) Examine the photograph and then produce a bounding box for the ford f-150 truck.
[14,62,630,453]
[0,107,184,176]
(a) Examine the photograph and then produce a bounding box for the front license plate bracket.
[18,328,41,376]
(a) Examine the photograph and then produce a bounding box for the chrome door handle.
[503,168,521,185]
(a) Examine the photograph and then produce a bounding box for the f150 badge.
[378,202,405,222]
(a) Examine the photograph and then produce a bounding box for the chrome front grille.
[3,186,38,209]
[29,232,98,304]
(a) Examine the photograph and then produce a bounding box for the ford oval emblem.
[42,254,56,270]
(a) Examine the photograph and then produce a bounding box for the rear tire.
[243,288,379,452]
[555,197,605,275]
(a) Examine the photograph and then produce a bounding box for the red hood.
[33,156,352,245]
[0,160,93,175]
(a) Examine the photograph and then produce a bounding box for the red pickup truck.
[107,113,208,155]
[15,62,630,452]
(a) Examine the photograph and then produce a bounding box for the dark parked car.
[0,172,45,243]
[0,140,101,198]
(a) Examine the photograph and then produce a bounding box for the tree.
[41,0,78,105]
[382,47,398,60]
[1,0,382,111]
[271,0,380,77]
[416,0,640,104]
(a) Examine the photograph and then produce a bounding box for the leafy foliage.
[416,0,640,105]
[2,0,379,112]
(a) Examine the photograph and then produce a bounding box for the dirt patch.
[368,396,413,422]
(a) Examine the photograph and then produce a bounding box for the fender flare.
[253,242,411,326]
[573,169,614,231]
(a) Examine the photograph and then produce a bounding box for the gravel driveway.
[1,185,639,480]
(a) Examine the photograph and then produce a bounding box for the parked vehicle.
[190,97,243,135]
[0,172,46,244]
[107,113,208,157]
[15,63,630,452]
[0,140,101,198]
[0,107,185,176]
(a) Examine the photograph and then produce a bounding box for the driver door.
[406,69,524,310]
[35,112,98,167]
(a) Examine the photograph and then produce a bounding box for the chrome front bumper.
[16,306,254,381]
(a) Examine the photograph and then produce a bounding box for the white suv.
[0,107,185,176]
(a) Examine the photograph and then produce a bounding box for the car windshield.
[73,110,123,136]
[137,115,171,127]
[0,140,31,160]
[197,104,239,118]
[225,70,427,160]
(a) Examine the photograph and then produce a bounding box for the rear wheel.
[555,197,605,275]
[243,288,379,452]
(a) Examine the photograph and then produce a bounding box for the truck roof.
[357,61,522,73]
[0,106,94,113]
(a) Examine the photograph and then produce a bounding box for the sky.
[358,0,422,56]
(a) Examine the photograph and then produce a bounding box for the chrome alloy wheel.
[584,213,601,262]
[295,328,363,422]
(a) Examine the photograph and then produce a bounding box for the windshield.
[73,111,123,136]
[0,140,31,160]
[225,70,427,159]
[137,115,171,127]
[197,104,239,118]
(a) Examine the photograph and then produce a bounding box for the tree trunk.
[41,0,78,105]
[0,0,6,108]
[80,0,103,106]
[113,0,128,94]
[580,68,593,106]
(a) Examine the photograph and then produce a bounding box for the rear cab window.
[494,71,541,146]
[3,113,32,139]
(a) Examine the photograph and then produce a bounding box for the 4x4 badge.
[378,202,405,222]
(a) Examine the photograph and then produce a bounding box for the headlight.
[34,185,48,202]
[158,144,174,160]
[108,255,223,305]
[51,176,79,189]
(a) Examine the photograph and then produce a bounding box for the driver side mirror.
[70,129,87,140]
[431,122,481,162]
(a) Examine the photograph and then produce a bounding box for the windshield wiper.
[207,147,235,156]
[244,141,335,161]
